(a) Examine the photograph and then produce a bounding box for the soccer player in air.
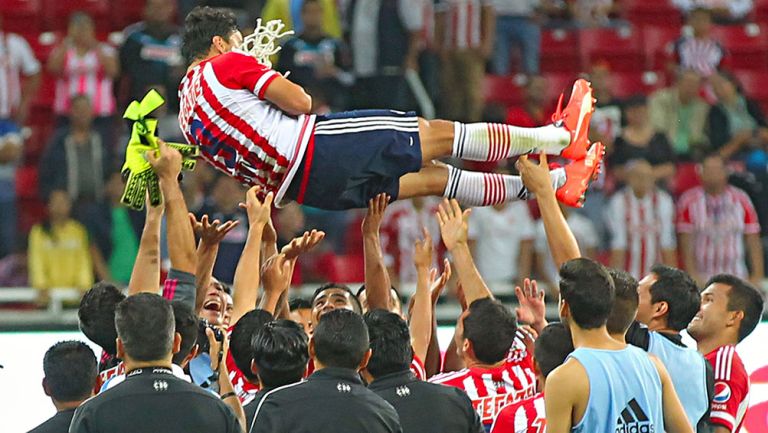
[177,7,602,211]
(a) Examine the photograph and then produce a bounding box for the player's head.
[357,285,403,316]
[605,269,639,337]
[636,265,700,332]
[251,319,309,388]
[182,6,242,64]
[700,152,729,193]
[363,310,413,380]
[458,297,517,365]
[688,7,713,37]
[688,274,764,344]
[79,281,126,356]
[289,298,313,335]
[171,301,199,367]
[558,258,615,330]
[625,159,655,198]
[42,341,97,404]
[311,283,363,326]
[222,285,234,327]
[230,309,274,383]
[310,309,371,371]
[115,293,179,363]
[199,278,229,326]
[301,0,324,34]
[534,323,575,384]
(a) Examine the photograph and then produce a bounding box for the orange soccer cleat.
[556,142,605,208]
[551,79,596,160]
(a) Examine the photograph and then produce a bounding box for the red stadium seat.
[670,162,701,197]
[23,32,62,63]
[42,0,111,32]
[483,75,524,108]
[17,197,46,232]
[641,26,682,71]
[733,70,768,113]
[624,0,683,27]
[712,24,768,70]
[0,0,41,33]
[15,165,39,199]
[540,29,581,73]
[32,72,56,109]
[580,27,644,72]
[610,71,667,98]
[541,72,577,104]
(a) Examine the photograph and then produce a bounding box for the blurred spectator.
[606,160,677,280]
[436,0,493,122]
[47,12,118,142]
[505,75,551,127]
[380,197,442,286]
[39,94,112,205]
[707,71,768,161]
[609,95,676,185]
[677,154,764,285]
[147,85,186,143]
[649,69,710,160]
[569,0,621,28]
[671,8,724,78]
[275,0,354,111]
[347,0,422,111]
[120,0,183,108]
[198,176,249,284]
[588,63,622,151]
[28,190,94,295]
[262,0,342,38]
[0,233,28,286]
[534,204,598,295]
[671,0,753,24]
[468,201,535,287]
[492,0,540,75]
[276,203,308,284]
[0,16,41,258]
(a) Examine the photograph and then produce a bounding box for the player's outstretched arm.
[650,356,695,433]
[518,153,581,269]
[191,214,240,312]
[263,75,312,116]
[362,193,392,311]
[436,199,493,305]
[127,193,164,295]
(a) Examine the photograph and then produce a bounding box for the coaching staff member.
[69,293,241,433]
[363,310,483,433]
[250,309,402,433]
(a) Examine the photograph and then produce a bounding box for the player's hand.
[429,259,452,304]
[147,139,183,181]
[205,324,229,373]
[518,325,538,357]
[518,152,553,197]
[239,186,273,230]
[515,278,546,328]
[436,199,471,251]
[261,253,293,297]
[190,214,240,246]
[281,229,325,259]
[362,193,390,235]
[413,227,433,270]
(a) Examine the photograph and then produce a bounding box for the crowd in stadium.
[0,0,767,432]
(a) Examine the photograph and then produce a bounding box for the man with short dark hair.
[226,309,274,404]
[311,283,363,326]
[363,309,482,433]
[288,298,313,335]
[29,341,97,433]
[688,274,765,433]
[78,282,126,389]
[250,309,401,433]
[244,319,309,429]
[69,293,241,433]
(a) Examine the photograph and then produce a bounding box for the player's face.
[223,293,234,327]
[312,288,356,324]
[701,156,728,191]
[635,273,657,326]
[290,308,313,336]
[200,282,227,326]
[687,283,731,342]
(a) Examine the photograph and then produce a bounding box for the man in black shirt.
[363,310,483,433]
[29,341,97,433]
[250,309,401,433]
[244,319,309,429]
[69,293,241,433]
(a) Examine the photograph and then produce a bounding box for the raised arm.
[514,278,548,334]
[207,328,246,433]
[191,214,240,312]
[436,199,492,305]
[518,154,581,268]
[258,253,294,316]
[127,195,165,295]
[362,193,392,311]
[230,187,273,325]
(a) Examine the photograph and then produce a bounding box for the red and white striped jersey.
[607,187,676,279]
[437,0,492,50]
[490,393,546,433]
[380,198,443,284]
[94,361,125,394]
[0,32,41,118]
[705,345,750,433]
[429,343,537,427]
[673,36,725,77]
[225,348,261,405]
[53,44,117,116]
[676,186,761,279]
[178,51,315,204]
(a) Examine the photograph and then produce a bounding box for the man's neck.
[705,185,726,196]
[465,356,506,370]
[646,318,677,335]
[570,325,625,350]
[696,334,737,355]
[124,358,173,372]
[53,399,86,412]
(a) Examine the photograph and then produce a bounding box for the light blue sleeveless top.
[570,345,664,433]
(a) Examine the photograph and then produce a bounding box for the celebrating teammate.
[177,7,602,211]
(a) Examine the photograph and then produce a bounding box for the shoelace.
[235,19,294,68]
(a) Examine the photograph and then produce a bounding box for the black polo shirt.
[368,370,484,433]
[28,408,75,433]
[69,366,241,433]
[249,367,402,433]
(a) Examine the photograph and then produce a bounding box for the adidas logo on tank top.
[615,398,655,433]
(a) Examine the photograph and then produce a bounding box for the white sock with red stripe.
[443,165,566,206]
[451,122,570,162]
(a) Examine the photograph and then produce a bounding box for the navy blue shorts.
[285,110,423,210]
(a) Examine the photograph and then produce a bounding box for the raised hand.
[362,193,390,235]
[429,259,452,305]
[413,227,433,270]
[261,253,294,299]
[436,199,471,251]
[147,139,182,181]
[281,229,325,259]
[514,278,547,331]
[239,186,273,229]
[189,214,241,246]
[517,153,553,197]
